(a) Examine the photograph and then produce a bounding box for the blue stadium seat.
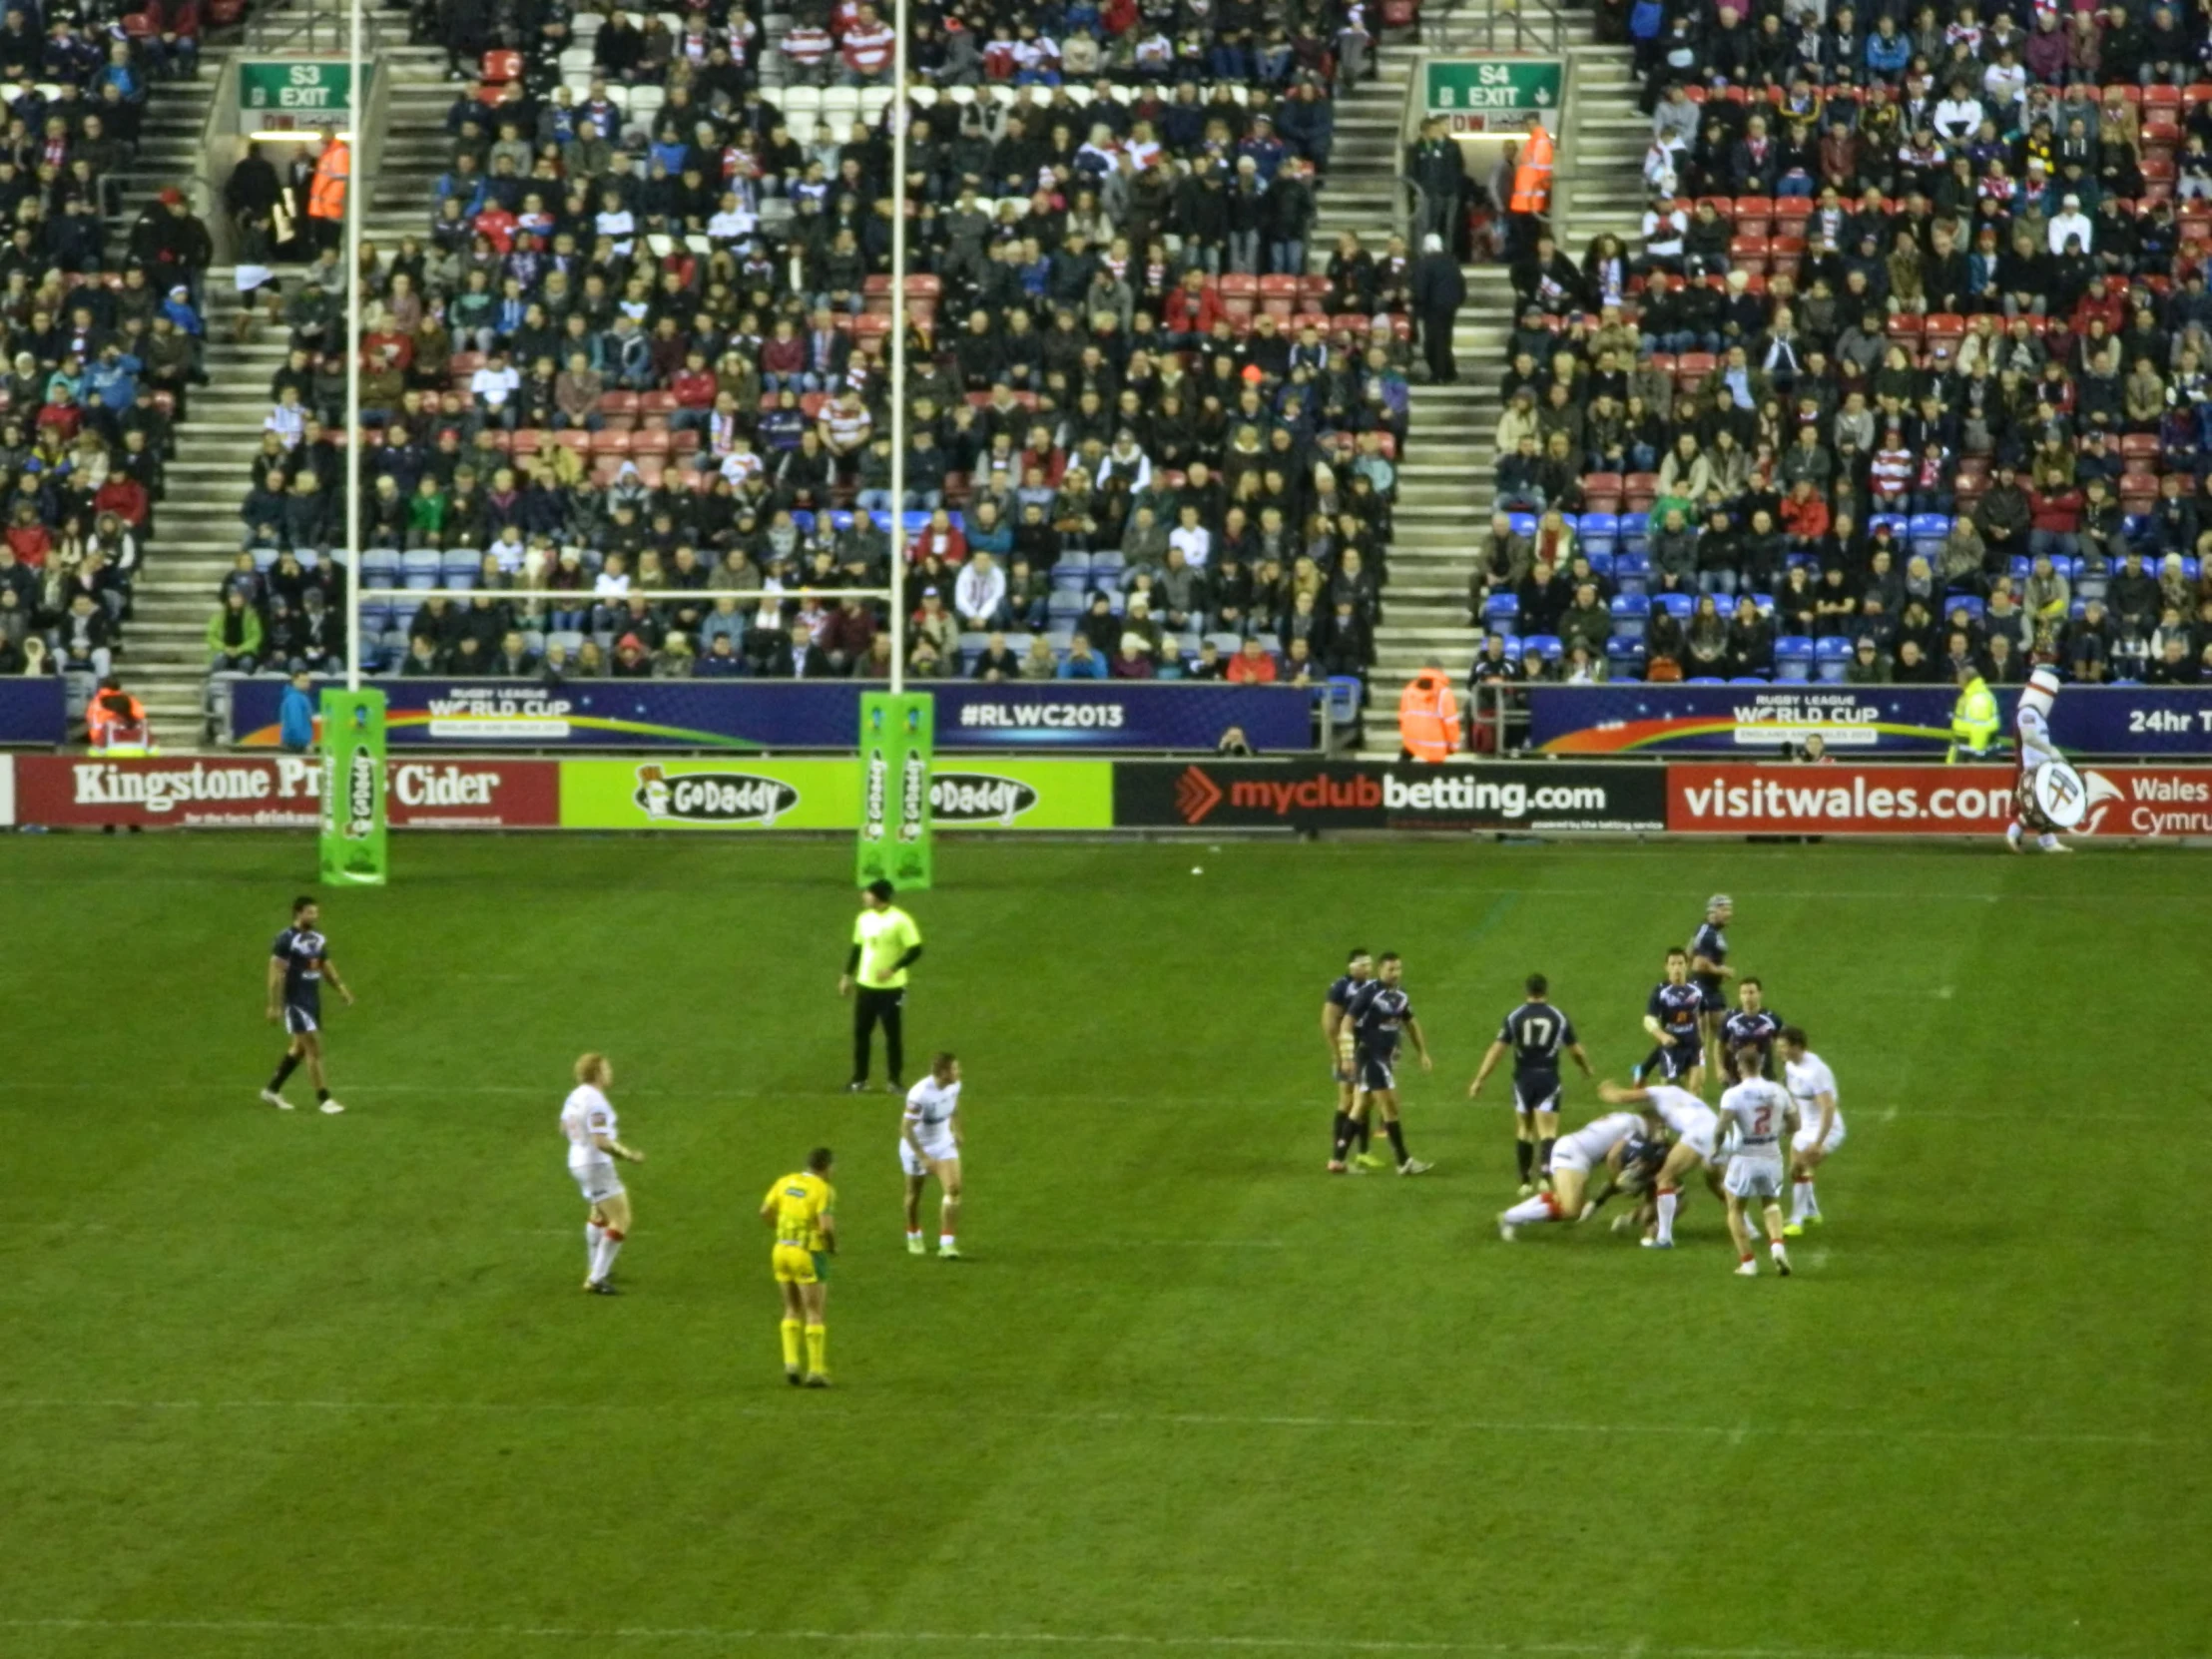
[1655,592,1694,620]
[1578,512,1619,556]
[1618,512,1649,553]
[1686,676,1726,685]
[901,511,931,535]
[1609,593,1650,637]
[2009,554,2032,580]
[1604,636,1647,679]
[1871,513,1909,539]
[1727,675,1770,684]
[1507,512,1538,538]
[1524,633,1563,662]
[830,510,856,533]
[440,549,479,590]
[1944,595,1987,622]
[359,548,400,586]
[1775,635,1815,681]
[1815,636,1854,683]
[401,549,442,591]
[1908,513,1950,556]
[251,547,278,571]
[1612,551,1649,598]
[1585,549,1615,578]
[790,509,816,535]
[1046,590,1086,621]
[1748,591,1775,615]
[1057,549,1093,578]
[1483,593,1519,629]
[1088,550,1125,587]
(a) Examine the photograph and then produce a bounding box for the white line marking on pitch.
[0,1618,2082,1658]
[1883,1106,1900,1123]
[0,1399,2177,1448]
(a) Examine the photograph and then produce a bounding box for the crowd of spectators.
[0,2,206,685]
[219,0,1407,694]
[1461,0,2212,711]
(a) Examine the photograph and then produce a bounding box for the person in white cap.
[1411,229,1467,384]
[2006,662,2073,852]
[2047,193,2093,255]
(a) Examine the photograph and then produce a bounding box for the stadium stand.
[0,7,213,717]
[1461,0,2212,724]
[203,0,1433,711]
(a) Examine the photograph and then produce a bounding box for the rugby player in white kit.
[901,1051,964,1260]
[1598,1078,1722,1249]
[1496,1110,1646,1240]
[560,1052,645,1295]
[1714,1045,1798,1277]
[1779,1025,1843,1236]
[2006,663,2075,854]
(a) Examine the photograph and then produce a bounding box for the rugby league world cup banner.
[230,680,1314,754]
[1528,686,2212,756]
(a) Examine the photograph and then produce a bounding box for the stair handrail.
[1423,0,1567,53]
[248,0,387,54]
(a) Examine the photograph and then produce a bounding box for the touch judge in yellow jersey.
[761,1148,838,1387]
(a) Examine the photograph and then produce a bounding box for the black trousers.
[852,985,905,1085]
[1420,308,1457,383]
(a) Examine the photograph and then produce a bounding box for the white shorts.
[1679,1127,1718,1163]
[571,1159,624,1205]
[1549,1142,1594,1177]
[1792,1119,1847,1155]
[1724,1156,1786,1200]
[900,1138,957,1178]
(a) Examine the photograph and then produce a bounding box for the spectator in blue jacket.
[1056,633,1108,678]
[277,669,316,751]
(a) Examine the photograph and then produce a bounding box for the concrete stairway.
[120,47,450,735]
[1360,22,1652,744]
[111,69,221,230]
[364,47,462,251]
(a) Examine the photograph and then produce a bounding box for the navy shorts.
[1359,1051,1398,1092]
[1659,1041,1702,1080]
[1512,1069,1561,1114]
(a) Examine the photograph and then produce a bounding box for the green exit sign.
[1423,58,1564,133]
[239,60,372,128]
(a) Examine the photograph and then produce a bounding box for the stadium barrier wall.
[1527,685,2212,756]
[6,756,2209,839]
[0,678,65,744]
[226,680,1315,754]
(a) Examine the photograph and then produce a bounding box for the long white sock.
[1800,1178,1819,1218]
[939,1232,956,1251]
[2038,833,2060,850]
[1503,1195,1558,1226]
[1655,1188,1679,1245]
[586,1222,605,1271]
[589,1232,623,1283]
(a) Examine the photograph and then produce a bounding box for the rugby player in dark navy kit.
[1467,973,1594,1195]
[263,895,354,1114]
[1339,953,1434,1176]
[1688,893,1734,1053]
[1720,976,1782,1082]
[1637,947,1708,1097]
[1323,948,1381,1173]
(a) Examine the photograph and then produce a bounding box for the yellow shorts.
[772,1242,821,1285]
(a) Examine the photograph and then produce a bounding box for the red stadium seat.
[1219,275,1259,320]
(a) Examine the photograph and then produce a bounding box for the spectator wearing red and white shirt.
[1869,427,1914,510]
[781,22,832,83]
[839,5,895,84]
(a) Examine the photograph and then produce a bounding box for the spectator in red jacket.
[1225,637,1280,683]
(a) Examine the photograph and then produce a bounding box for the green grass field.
[5,835,2207,1659]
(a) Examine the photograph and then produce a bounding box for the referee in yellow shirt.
[839,878,922,1093]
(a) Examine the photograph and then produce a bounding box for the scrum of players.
[1324,894,1848,1278]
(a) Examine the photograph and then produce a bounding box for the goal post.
[856,691,934,889]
